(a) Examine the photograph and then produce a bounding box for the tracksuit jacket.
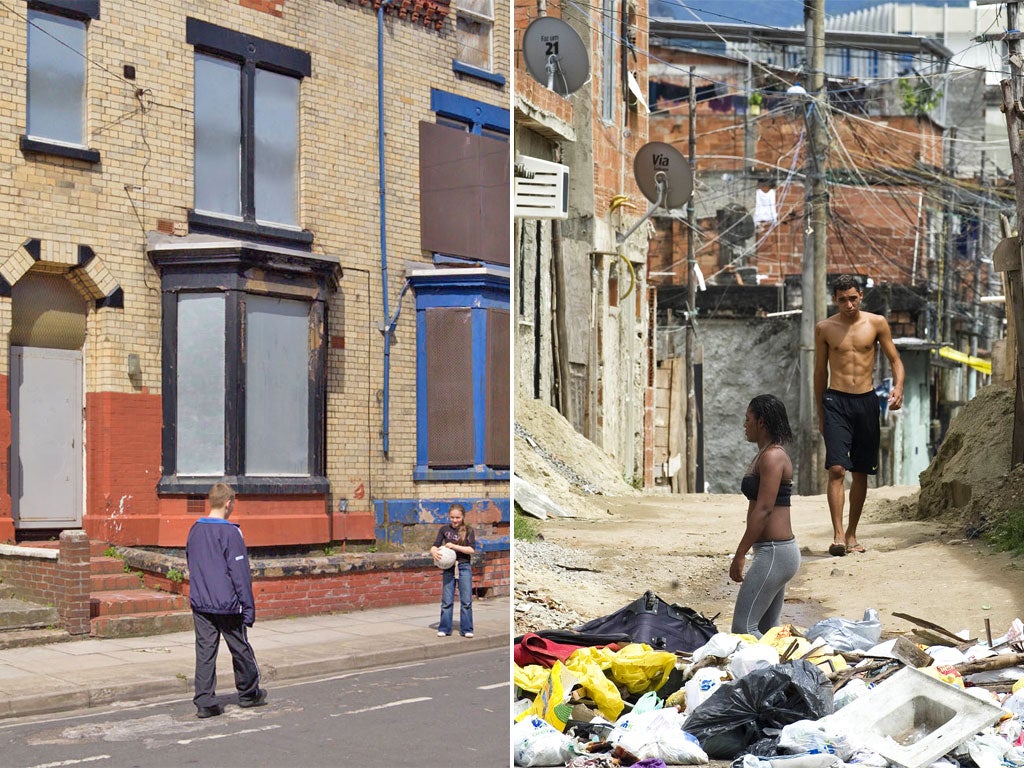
[185,517,256,626]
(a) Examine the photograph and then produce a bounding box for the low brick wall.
[0,531,91,634]
[122,547,509,619]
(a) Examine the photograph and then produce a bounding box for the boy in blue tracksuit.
[185,483,266,718]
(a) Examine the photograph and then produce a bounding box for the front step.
[0,597,59,630]
[90,610,194,638]
[0,627,72,650]
[90,589,188,618]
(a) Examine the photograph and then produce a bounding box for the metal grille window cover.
[426,307,474,466]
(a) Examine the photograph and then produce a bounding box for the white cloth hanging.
[753,188,777,225]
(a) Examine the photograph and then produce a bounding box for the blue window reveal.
[410,268,509,481]
[429,88,509,138]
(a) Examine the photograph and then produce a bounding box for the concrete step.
[90,589,188,618]
[90,610,194,638]
[91,572,144,592]
[90,556,129,576]
[0,597,59,630]
[0,627,73,650]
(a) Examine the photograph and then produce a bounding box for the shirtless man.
[814,275,904,556]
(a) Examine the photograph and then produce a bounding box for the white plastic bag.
[684,667,728,713]
[729,643,779,680]
[778,719,853,761]
[611,707,709,765]
[805,609,881,653]
[691,632,747,664]
[513,716,574,767]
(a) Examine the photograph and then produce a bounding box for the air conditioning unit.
[514,155,569,220]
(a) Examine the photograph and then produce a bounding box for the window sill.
[20,135,100,164]
[452,60,505,87]
[158,475,329,495]
[188,210,314,249]
[413,465,510,481]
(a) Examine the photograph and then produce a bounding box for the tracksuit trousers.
[192,610,261,708]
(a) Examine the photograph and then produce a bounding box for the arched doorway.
[10,271,88,530]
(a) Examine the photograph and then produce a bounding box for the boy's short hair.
[831,274,862,296]
[208,483,235,510]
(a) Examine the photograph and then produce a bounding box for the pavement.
[0,596,509,719]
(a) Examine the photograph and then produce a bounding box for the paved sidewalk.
[0,596,509,719]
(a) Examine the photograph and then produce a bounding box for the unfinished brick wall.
[0,531,91,634]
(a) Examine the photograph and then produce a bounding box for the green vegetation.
[985,511,1024,556]
[322,545,336,556]
[103,546,119,558]
[166,568,184,584]
[513,506,541,542]
[898,78,942,117]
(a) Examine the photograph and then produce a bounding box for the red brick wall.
[0,375,11,542]
[85,391,162,544]
[239,0,284,16]
[0,531,91,634]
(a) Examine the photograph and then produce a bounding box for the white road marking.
[26,757,110,768]
[176,724,281,745]
[330,697,431,716]
[477,681,509,690]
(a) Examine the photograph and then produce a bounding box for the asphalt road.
[0,648,510,768]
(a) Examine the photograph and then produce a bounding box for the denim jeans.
[438,561,473,635]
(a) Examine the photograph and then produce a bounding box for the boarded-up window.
[419,121,509,266]
[426,307,474,466]
[485,309,510,467]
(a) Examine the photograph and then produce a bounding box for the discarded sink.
[823,666,1004,768]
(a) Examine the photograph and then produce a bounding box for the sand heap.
[916,382,1020,528]
[515,397,639,519]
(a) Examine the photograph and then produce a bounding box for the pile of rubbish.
[513,591,1024,768]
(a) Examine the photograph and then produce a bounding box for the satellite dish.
[633,142,693,210]
[522,17,589,96]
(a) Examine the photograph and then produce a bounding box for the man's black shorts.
[821,388,880,475]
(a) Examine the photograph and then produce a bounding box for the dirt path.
[515,485,1024,641]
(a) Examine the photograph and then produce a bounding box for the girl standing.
[730,394,800,637]
[431,503,476,637]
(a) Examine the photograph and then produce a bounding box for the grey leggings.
[731,537,801,638]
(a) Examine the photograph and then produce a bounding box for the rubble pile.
[916,383,1016,529]
[515,398,641,522]
[513,595,1024,768]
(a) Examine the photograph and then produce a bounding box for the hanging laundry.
[753,186,777,225]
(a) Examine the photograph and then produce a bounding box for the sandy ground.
[514,484,1024,642]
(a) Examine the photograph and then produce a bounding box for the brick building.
[0,0,510,606]
[514,0,655,486]
[645,32,1008,490]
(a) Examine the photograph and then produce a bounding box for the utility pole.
[685,66,702,493]
[797,0,827,495]
[941,128,958,345]
[999,1,1024,467]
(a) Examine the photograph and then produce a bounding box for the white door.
[11,346,83,528]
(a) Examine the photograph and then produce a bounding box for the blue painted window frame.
[410,269,509,481]
[429,88,509,137]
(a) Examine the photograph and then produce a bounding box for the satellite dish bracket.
[616,172,667,247]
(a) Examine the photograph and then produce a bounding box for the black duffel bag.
[575,590,718,653]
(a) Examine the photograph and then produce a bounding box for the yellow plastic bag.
[515,660,581,730]
[609,642,677,694]
[920,664,965,688]
[565,649,626,722]
[760,625,848,675]
[514,663,551,694]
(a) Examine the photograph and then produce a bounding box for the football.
[435,547,457,569]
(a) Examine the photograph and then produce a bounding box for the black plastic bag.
[683,660,834,759]
[575,590,718,653]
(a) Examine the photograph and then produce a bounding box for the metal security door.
[11,346,83,529]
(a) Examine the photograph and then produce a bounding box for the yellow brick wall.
[0,0,510,511]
